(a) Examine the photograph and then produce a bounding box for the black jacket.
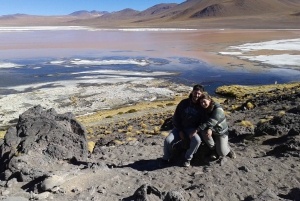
[172,98,205,132]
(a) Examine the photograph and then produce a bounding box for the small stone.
[220,157,228,166]
[1,189,10,196]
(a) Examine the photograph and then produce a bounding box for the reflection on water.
[0,29,300,95]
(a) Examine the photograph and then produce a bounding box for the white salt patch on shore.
[219,52,243,55]
[69,59,149,66]
[0,79,186,127]
[50,61,65,64]
[220,39,300,67]
[0,62,23,69]
[228,38,300,52]
[0,26,90,32]
[240,54,300,66]
[71,69,176,76]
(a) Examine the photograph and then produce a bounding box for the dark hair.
[193,84,204,92]
[189,84,205,100]
[200,93,215,112]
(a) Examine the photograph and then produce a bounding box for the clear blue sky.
[0,0,185,16]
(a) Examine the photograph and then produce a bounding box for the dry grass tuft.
[246,102,254,109]
[239,120,254,127]
[88,141,95,153]
[0,131,6,139]
[159,119,165,125]
[278,110,285,116]
[113,140,124,145]
[127,125,133,132]
[86,128,94,135]
[153,126,160,134]
[127,137,137,142]
[161,132,169,137]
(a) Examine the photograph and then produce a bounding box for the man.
[159,84,205,167]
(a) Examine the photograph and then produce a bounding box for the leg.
[215,134,230,157]
[200,130,215,150]
[162,128,181,160]
[184,128,201,160]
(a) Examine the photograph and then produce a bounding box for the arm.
[198,107,225,132]
[172,100,186,140]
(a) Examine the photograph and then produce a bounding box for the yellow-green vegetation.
[126,109,137,113]
[216,82,300,98]
[0,131,6,139]
[14,152,21,157]
[113,140,124,145]
[104,130,112,135]
[106,115,113,118]
[161,132,169,137]
[239,120,254,127]
[127,137,137,142]
[86,128,94,135]
[153,126,160,134]
[278,110,286,116]
[88,141,95,153]
[140,123,148,129]
[127,125,133,132]
[159,119,165,125]
[246,102,255,109]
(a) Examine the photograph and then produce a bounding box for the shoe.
[227,150,236,159]
[159,159,169,168]
[210,150,218,160]
[183,159,191,167]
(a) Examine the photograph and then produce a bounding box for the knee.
[191,134,201,145]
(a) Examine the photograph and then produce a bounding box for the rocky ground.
[0,82,299,201]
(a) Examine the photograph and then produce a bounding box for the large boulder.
[0,105,88,182]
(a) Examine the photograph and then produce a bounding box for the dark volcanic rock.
[0,105,88,182]
[132,184,185,201]
[255,108,300,137]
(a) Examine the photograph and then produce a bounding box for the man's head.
[190,84,204,103]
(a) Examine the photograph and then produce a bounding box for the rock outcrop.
[0,105,88,182]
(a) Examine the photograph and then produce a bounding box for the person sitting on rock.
[198,93,236,159]
[159,84,205,167]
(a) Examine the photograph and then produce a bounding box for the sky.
[0,0,185,16]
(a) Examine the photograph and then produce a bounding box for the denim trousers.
[163,128,201,161]
[200,131,230,156]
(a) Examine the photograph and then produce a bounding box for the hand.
[179,131,185,140]
[206,129,212,138]
[189,130,197,139]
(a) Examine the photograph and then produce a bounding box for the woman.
[198,94,236,159]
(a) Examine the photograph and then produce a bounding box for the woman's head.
[200,93,214,110]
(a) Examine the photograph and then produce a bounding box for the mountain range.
[0,0,300,29]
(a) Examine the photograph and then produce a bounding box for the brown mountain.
[0,0,299,28]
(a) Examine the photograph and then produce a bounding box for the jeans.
[163,128,201,161]
[200,131,230,156]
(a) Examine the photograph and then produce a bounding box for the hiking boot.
[183,159,191,167]
[159,159,169,168]
[227,150,236,159]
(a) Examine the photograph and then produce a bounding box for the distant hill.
[69,10,109,17]
[0,0,300,29]
[137,3,178,17]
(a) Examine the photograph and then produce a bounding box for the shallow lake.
[1,27,299,95]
